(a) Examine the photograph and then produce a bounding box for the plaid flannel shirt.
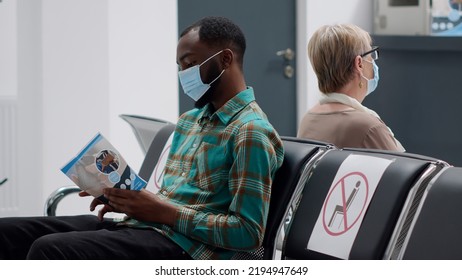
[128,87,284,259]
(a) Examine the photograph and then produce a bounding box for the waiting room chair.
[119,114,173,154]
[44,116,176,216]
[394,166,462,259]
[233,137,333,260]
[281,148,448,260]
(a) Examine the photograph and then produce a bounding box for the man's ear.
[221,49,234,69]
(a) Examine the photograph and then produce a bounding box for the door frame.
[296,0,309,127]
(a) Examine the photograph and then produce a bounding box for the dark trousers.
[0,215,192,260]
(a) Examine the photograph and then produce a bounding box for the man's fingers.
[97,205,114,221]
[78,191,90,197]
[103,188,134,199]
[89,198,105,211]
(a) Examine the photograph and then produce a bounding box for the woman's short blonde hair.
[308,24,371,93]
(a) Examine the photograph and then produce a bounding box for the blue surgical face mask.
[178,50,225,101]
[361,60,379,96]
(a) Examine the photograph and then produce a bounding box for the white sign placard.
[307,154,393,259]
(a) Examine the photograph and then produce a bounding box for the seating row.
[45,115,462,260]
[278,138,451,260]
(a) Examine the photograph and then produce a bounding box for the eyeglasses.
[360,46,379,60]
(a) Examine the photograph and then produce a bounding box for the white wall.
[41,0,112,214]
[296,0,373,125]
[45,0,178,215]
[108,0,178,173]
[0,0,17,97]
[7,0,179,216]
[15,0,43,216]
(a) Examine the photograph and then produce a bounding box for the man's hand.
[102,188,179,226]
[79,191,116,221]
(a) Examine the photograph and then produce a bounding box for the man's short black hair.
[180,16,246,68]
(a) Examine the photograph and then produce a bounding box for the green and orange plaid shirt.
[128,88,284,259]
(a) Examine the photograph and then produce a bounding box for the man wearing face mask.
[0,16,284,260]
[297,23,404,151]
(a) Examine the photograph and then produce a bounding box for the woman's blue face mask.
[361,60,379,96]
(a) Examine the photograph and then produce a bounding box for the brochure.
[61,133,147,203]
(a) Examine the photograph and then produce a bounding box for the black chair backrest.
[262,137,330,259]
[398,166,462,259]
[232,137,332,260]
[282,148,446,260]
[261,137,332,259]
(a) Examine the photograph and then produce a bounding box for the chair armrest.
[44,185,81,216]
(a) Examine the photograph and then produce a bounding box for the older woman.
[297,23,404,151]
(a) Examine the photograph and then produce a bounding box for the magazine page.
[61,133,147,203]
